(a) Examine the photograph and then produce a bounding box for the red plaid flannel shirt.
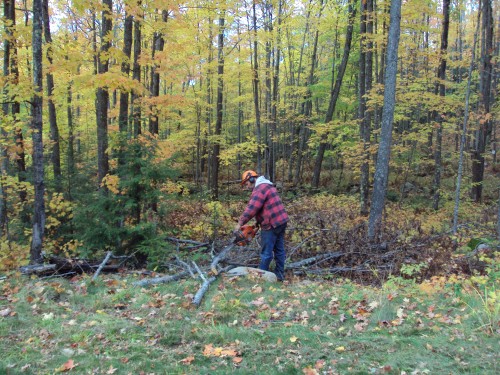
[238,183,289,230]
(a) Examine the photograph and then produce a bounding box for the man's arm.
[238,186,267,226]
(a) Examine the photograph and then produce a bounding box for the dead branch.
[192,276,216,307]
[210,243,235,274]
[175,256,195,278]
[165,237,209,247]
[133,270,190,287]
[287,229,332,258]
[92,251,113,281]
[192,261,207,281]
[20,264,56,275]
[300,264,394,275]
[286,252,343,269]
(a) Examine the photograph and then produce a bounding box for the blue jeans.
[259,223,287,281]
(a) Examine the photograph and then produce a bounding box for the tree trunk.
[294,1,323,186]
[118,10,133,135]
[264,2,274,181]
[358,0,368,213]
[1,0,16,232]
[210,13,225,200]
[132,9,142,137]
[452,9,481,234]
[288,2,312,182]
[252,0,262,174]
[471,0,493,202]
[311,0,357,189]
[96,0,112,189]
[30,0,45,264]
[149,10,168,135]
[270,0,283,183]
[66,79,75,201]
[432,0,450,210]
[42,0,61,192]
[368,0,402,239]
[9,0,27,205]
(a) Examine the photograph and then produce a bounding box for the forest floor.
[0,271,498,374]
[1,194,499,374]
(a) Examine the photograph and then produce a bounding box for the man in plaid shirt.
[235,170,289,281]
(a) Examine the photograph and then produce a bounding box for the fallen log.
[210,243,235,274]
[165,237,209,247]
[48,256,119,274]
[133,270,190,287]
[192,265,235,307]
[299,264,394,275]
[192,276,216,307]
[92,251,113,281]
[20,264,57,276]
[286,252,343,269]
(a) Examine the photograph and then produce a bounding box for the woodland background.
[0,0,498,272]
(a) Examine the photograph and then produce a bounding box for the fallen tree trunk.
[133,270,191,287]
[192,276,217,307]
[92,251,113,281]
[20,264,57,276]
[286,252,343,269]
[299,264,394,275]
[165,237,209,247]
[210,243,235,274]
[48,256,119,274]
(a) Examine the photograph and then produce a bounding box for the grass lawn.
[0,272,498,374]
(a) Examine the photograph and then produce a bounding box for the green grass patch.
[0,274,498,374]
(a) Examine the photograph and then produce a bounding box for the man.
[235,170,289,281]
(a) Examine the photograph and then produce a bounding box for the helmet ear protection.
[241,170,258,185]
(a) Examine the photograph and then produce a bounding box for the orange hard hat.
[241,170,258,185]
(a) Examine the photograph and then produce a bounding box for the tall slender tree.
[252,0,263,173]
[368,0,402,239]
[1,0,13,232]
[96,0,113,188]
[30,0,45,263]
[311,0,357,189]
[149,10,168,135]
[360,0,374,215]
[471,0,493,202]
[132,5,142,137]
[209,11,225,199]
[432,0,450,210]
[118,7,133,136]
[42,0,62,192]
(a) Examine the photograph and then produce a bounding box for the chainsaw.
[233,224,259,246]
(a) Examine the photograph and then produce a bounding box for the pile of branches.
[20,252,132,280]
[19,203,492,307]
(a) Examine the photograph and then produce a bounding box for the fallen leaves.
[57,359,78,372]
[202,343,242,364]
[180,356,195,365]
